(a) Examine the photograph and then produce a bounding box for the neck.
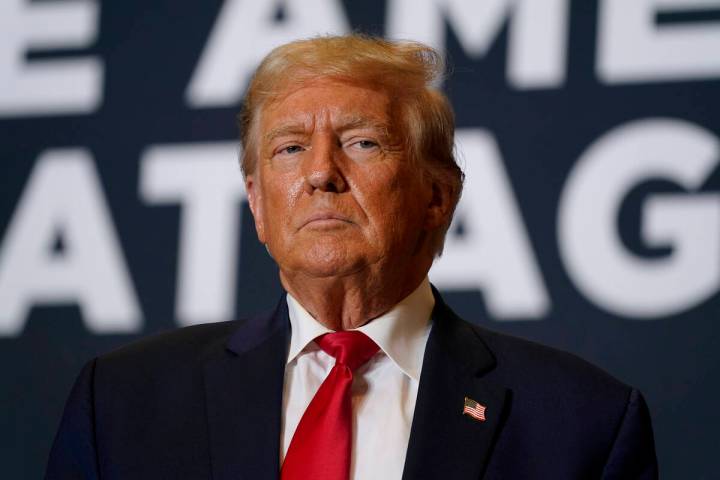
[279,263,431,331]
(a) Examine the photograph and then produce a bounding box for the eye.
[356,140,377,149]
[274,144,304,157]
[347,139,379,151]
[343,137,382,161]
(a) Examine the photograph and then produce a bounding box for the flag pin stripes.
[463,397,487,422]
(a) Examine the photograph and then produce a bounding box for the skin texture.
[246,79,453,330]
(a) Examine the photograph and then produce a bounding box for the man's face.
[246,79,445,282]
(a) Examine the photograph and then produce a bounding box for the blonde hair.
[238,34,463,254]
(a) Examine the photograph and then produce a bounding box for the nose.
[304,136,347,194]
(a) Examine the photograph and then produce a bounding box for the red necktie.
[281,331,379,480]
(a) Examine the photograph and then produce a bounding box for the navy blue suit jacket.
[46,292,658,479]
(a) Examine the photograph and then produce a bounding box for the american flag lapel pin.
[463,396,487,422]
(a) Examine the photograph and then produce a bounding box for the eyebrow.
[263,124,309,144]
[335,115,391,135]
[262,114,392,144]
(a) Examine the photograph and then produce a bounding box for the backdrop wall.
[1,1,719,478]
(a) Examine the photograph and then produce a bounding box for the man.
[46,35,658,479]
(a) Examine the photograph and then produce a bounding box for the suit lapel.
[402,292,508,480]
[204,299,289,480]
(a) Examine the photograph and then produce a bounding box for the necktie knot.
[315,331,379,371]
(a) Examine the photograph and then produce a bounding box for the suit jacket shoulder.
[475,322,630,400]
[99,320,240,373]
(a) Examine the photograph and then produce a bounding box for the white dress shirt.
[281,278,435,479]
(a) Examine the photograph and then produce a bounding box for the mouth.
[300,212,354,229]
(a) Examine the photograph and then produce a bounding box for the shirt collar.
[286,278,434,381]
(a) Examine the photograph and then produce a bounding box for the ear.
[245,174,267,244]
[424,180,455,231]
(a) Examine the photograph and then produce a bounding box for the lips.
[299,211,354,229]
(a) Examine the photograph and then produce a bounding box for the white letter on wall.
[0,0,103,117]
[0,150,141,336]
[558,118,720,317]
[140,143,245,326]
[430,129,550,319]
[387,0,569,88]
[186,0,349,107]
[598,0,720,83]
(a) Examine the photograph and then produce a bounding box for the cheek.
[261,173,304,231]
[356,172,427,236]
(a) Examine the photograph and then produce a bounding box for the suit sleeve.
[45,359,100,480]
[601,388,659,480]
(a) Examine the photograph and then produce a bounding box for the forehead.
[259,79,393,133]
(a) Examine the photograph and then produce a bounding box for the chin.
[293,242,369,279]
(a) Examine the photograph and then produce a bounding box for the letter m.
[387,0,569,88]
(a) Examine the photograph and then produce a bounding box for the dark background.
[1,1,719,478]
